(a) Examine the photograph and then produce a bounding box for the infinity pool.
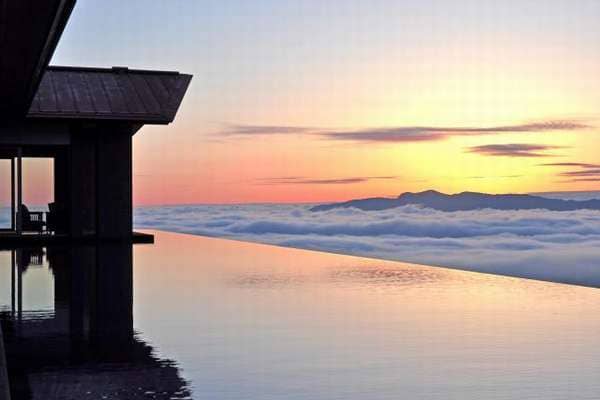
[1,230,600,399]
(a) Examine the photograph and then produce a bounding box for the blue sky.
[54,1,600,68]
[54,0,600,123]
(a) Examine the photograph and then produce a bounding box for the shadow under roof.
[27,66,192,125]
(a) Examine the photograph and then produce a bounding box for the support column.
[10,157,14,231]
[53,148,69,234]
[96,131,133,240]
[15,148,22,234]
[69,134,96,238]
[69,123,135,240]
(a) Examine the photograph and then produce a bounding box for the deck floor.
[0,231,153,249]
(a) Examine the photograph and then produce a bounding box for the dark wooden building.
[0,0,192,243]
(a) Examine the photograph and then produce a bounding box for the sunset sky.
[6,0,600,205]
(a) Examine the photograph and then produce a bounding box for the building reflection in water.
[0,244,190,400]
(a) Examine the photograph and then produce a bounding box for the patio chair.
[47,202,67,234]
[17,204,46,233]
[16,248,45,269]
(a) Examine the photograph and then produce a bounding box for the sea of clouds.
[135,195,600,287]
[4,197,600,286]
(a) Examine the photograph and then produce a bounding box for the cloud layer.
[540,162,600,168]
[135,192,600,287]
[541,161,600,183]
[468,143,563,157]
[321,121,589,143]
[254,176,400,185]
[220,124,314,136]
[217,120,591,143]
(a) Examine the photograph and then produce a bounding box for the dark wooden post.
[68,123,134,240]
[95,127,133,240]
[15,148,22,234]
[10,157,15,231]
[53,148,69,234]
[68,133,97,238]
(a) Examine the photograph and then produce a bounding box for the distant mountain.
[310,190,600,212]
[530,190,600,201]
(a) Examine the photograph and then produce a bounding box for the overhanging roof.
[27,66,193,124]
[0,0,76,117]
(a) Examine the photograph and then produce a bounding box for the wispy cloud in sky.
[467,175,523,179]
[219,124,315,136]
[217,120,591,143]
[546,162,600,183]
[467,144,563,157]
[540,162,600,168]
[321,127,447,143]
[321,121,590,143]
[255,176,400,185]
[566,178,600,182]
[558,169,600,177]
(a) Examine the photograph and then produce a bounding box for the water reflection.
[0,244,190,400]
[132,232,600,400]
[2,232,600,399]
[329,266,446,288]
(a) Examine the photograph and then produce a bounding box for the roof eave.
[0,0,77,117]
[25,0,77,115]
[26,113,173,126]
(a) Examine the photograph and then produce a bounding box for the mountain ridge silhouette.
[310,190,600,212]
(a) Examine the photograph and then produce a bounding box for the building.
[0,0,192,244]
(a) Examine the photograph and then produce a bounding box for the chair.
[16,248,45,269]
[47,202,67,234]
[17,204,46,233]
